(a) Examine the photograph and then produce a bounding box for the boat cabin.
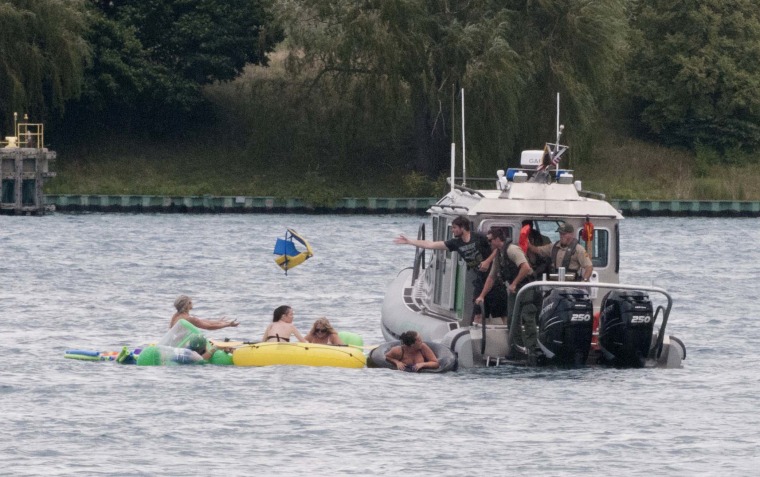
[416,164,623,324]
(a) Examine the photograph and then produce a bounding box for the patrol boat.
[381,104,686,368]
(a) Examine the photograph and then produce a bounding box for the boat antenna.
[450,85,455,192]
[555,92,561,154]
[461,88,466,187]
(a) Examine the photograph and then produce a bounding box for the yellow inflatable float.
[233,342,366,368]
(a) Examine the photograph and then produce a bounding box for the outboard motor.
[537,288,594,365]
[598,290,655,367]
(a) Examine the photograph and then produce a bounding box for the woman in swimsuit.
[170,295,240,330]
[304,317,345,345]
[262,305,306,343]
[385,331,439,372]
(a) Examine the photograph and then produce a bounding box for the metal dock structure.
[1,120,56,215]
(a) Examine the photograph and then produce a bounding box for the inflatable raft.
[233,342,366,368]
[367,341,458,373]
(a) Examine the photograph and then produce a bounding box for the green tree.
[276,0,628,176]
[59,0,282,136]
[0,0,89,134]
[628,0,760,152]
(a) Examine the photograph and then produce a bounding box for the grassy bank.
[45,130,760,202]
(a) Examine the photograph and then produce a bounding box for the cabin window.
[478,220,515,241]
[579,229,609,268]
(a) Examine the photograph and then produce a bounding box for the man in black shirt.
[394,216,497,324]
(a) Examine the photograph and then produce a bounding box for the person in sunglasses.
[304,317,345,345]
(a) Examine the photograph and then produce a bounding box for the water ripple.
[1,214,758,475]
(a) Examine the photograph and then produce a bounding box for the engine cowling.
[598,290,655,367]
[537,288,594,365]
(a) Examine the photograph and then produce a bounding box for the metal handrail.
[445,177,485,197]
[510,280,672,358]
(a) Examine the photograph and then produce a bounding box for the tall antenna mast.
[555,92,561,152]
[450,85,455,192]
[461,89,466,186]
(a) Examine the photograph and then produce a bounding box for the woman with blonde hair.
[170,295,239,330]
[304,317,345,345]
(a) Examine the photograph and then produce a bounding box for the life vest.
[497,240,533,291]
[550,239,582,279]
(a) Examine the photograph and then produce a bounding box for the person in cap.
[529,223,593,281]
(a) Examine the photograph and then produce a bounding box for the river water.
[1,214,758,475]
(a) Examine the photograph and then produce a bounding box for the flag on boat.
[273,229,314,274]
[537,143,568,171]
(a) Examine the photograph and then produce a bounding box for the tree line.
[2,0,760,177]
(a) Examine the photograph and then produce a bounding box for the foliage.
[112,0,281,85]
[54,0,282,137]
[628,0,760,152]
[274,0,629,176]
[0,0,90,133]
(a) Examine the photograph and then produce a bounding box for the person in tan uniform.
[529,223,593,281]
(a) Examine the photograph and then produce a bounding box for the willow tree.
[0,0,89,134]
[276,0,629,176]
[628,0,760,152]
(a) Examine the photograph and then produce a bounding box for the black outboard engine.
[537,288,594,365]
[598,290,655,367]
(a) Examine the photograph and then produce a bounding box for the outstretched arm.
[186,315,239,331]
[394,235,448,250]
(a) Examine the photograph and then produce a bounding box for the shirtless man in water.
[385,331,439,372]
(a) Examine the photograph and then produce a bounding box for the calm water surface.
[1,214,759,475]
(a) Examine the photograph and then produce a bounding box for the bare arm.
[394,235,448,250]
[262,324,272,342]
[479,248,498,272]
[416,344,439,371]
[186,315,239,331]
[291,325,307,343]
[476,274,495,304]
[508,262,534,294]
[329,332,345,346]
[385,346,406,371]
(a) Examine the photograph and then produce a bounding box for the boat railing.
[509,280,672,359]
[445,177,487,197]
[411,222,426,284]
